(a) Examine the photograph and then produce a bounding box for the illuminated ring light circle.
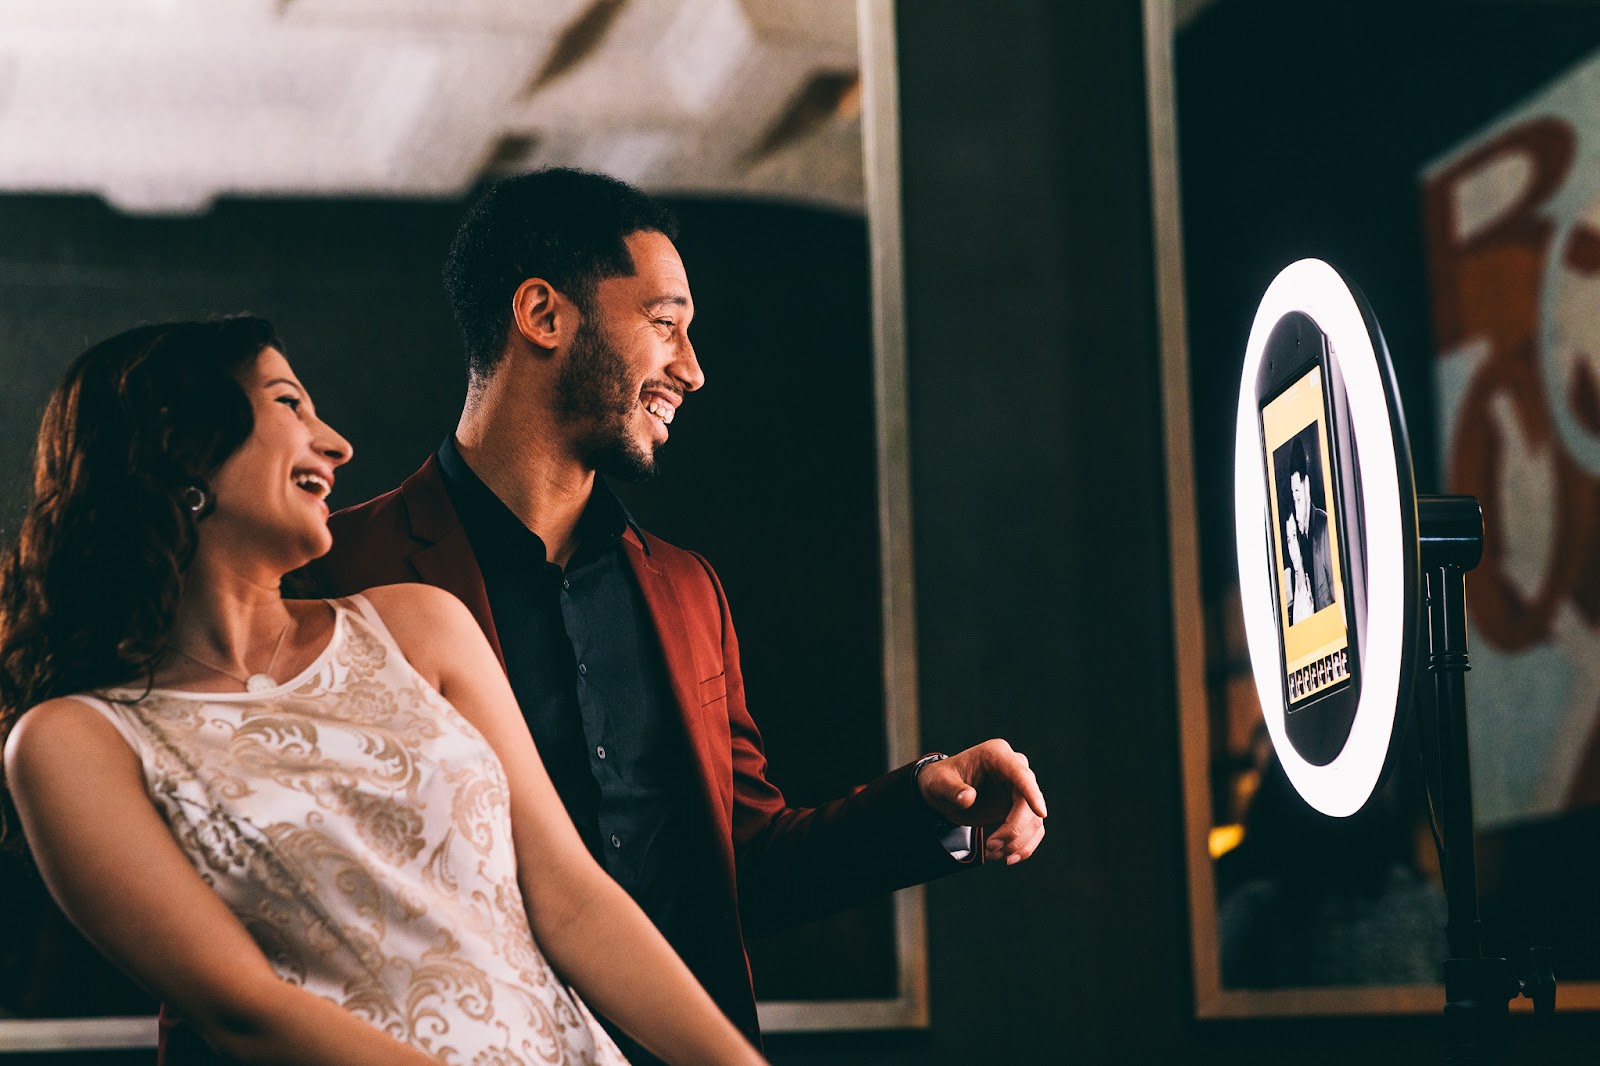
[1234,259,1415,817]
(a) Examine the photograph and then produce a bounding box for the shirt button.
[577,663,587,676]
[562,578,571,590]
[596,745,607,760]
[610,834,622,849]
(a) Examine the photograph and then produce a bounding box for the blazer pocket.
[698,671,727,706]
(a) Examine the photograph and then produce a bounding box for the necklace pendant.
[245,673,278,693]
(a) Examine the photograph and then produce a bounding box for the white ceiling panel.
[0,0,282,29]
[0,0,863,213]
[282,0,588,31]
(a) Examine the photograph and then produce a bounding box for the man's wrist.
[911,753,977,862]
[911,753,948,817]
[912,751,947,783]
[912,752,963,826]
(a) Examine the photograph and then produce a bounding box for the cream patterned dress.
[82,595,628,1066]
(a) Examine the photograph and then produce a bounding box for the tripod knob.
[1519,946,1556,1016]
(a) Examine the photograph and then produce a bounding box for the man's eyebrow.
[644,295,690,311]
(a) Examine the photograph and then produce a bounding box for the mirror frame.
[1145,0,1600,1018]
[0,0,927,1051]
[755,0,931,1033]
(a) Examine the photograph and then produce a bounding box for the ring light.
[1234,259,1418,817]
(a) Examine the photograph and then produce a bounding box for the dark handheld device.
[1254,311,1366,766]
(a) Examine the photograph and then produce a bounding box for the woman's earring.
[180,485,208,515]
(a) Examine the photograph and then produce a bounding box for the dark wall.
[772,1,1186,1061]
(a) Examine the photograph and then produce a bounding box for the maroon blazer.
[302,456,964,1037]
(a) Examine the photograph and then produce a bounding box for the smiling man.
[299,168,1047,1063]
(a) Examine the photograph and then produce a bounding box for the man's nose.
[671,337,705,393]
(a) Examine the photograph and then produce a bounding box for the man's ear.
[511,277,573,354]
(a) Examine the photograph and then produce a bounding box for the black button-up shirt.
[435,439,724,1065]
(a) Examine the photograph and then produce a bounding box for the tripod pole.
[1427,560,1482,960]
[1418,496,1503,1064]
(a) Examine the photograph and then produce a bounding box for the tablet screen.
[1262,364,1352,709]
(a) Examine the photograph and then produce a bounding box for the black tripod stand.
[1417,495,1556,1064]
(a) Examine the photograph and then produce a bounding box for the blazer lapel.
[621,533,732,834]
[408,530,505,671]
[398,457,506,670]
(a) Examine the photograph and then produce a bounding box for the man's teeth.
[293,472,331,498]
[643,398,675,424]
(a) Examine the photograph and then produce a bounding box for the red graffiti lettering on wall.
[1422,115,1600,807]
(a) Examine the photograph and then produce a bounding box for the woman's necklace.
[170,619,293,692]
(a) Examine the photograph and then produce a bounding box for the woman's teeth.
[293,472,331,498]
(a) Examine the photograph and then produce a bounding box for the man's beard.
[555,314,659,483]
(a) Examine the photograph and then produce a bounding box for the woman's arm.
[4,697,440,1066]
[365,583,764,1066]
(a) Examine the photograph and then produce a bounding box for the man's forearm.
[734,760,970,937]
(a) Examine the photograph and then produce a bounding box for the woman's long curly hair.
[0,316,277,845]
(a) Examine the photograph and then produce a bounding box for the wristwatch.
[912,752,958,830]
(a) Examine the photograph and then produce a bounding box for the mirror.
[0,0,925,1050]
[1152,0,1600,1016]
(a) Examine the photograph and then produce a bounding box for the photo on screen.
[1261,365,1351,709]
[1274,428,1333,625]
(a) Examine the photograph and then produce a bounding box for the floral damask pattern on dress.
[87,596,627,1066]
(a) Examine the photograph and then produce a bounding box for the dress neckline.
[104,600,346,701]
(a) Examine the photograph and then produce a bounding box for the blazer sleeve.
[685,552,972,938]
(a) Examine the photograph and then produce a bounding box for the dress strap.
[338,592,405,656]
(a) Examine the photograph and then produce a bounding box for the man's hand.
[917,739,1046,865]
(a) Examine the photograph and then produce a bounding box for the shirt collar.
[435,437,648,565]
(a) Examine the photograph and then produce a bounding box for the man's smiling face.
[556,229,704,481]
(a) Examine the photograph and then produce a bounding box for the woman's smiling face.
[203,347,352,571]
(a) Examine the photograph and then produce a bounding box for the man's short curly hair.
[442,168,679,383]
[1289,435,1309,481]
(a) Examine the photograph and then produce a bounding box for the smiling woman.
[0,318,766,1065]
[0,318,278,713]
[191,349,352,582]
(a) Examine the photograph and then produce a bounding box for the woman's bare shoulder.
[348,584,489,683]
[355,582,469,622]
[8,695,119,744]
[4,695,135,792]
